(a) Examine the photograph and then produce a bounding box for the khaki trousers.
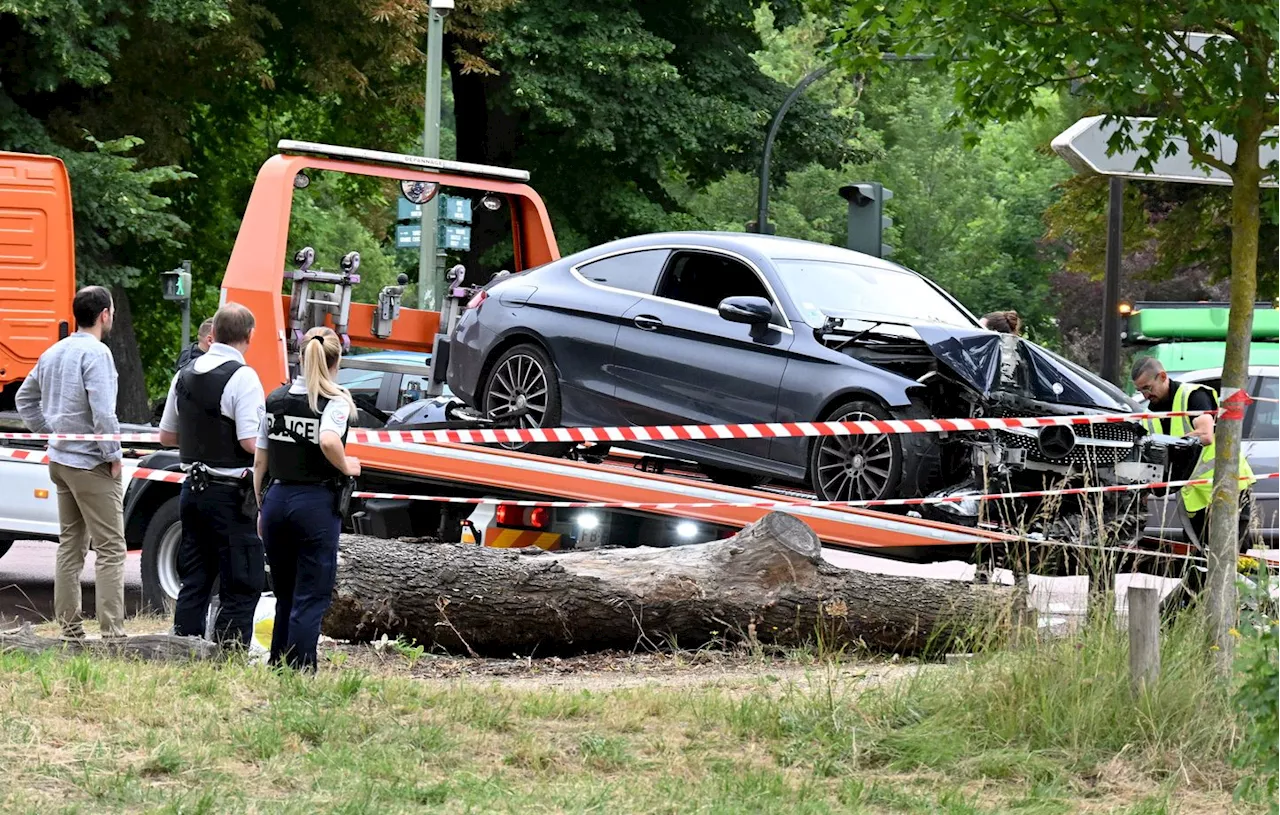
[47,461,127,637]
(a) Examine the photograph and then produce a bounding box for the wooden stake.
[1127,586,1161,694]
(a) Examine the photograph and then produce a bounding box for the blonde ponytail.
[301,327,355,414]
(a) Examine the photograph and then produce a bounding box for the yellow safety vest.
[1142,382,1256,513]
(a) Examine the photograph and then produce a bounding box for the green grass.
[0,609,1268,814]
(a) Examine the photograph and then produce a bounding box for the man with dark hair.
[1131,356,1257,549]
[176,318,215,370]
[158,302,266,647]
[15,285,127,640]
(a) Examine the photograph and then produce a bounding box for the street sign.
[440,224,471,251]
[395,225,422,248]
[442,196,472,224]
[1052,116,1279,187]
[397,198,422,221]
[396,223,472,251]
[398,195,474,223]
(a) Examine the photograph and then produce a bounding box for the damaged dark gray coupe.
[447,232,1199,539]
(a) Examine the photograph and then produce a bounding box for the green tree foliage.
[682,11,1071,343]
[445,0,854,258]
[832,0,1277,673]
[1,0,429,410]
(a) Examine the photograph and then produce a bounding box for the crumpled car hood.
[910,324,1137,412]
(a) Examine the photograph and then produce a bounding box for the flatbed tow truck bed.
[351,437,1007,558]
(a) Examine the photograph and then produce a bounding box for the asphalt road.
[0,540,145,627]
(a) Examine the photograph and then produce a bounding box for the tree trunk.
[1207,116,1264,676]
[103,285,153,424]
[323,512,1014,656]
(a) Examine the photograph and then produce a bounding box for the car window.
[772,259,976,329]
[1251,376,1277,441]
[577,250,670,295]
[337,368,384,396]
[655,251,771,312]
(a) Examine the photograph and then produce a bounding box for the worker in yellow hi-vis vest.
[1131,357,1258,551]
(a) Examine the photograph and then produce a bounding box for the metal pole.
[754,66,833,234]
[753,55,932,235]
[1101,177,1124,384]
[418,8,445,310]
[179,259,192,350]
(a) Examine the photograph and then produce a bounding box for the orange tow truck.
[0,143,1008,612]
[0,152,76,409]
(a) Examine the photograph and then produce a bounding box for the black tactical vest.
[176,359,253,468]
[264,386,347,483]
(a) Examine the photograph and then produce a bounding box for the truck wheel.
[482,343,571,457]
[141,497,183,615]
[809,398,941,503]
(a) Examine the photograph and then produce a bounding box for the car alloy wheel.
[485,352,550,446]
[814,410,897,502]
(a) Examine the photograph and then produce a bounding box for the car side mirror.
[718,296,773,325]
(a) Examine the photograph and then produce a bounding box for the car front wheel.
[482,343,571,457]
[808,398,941,504]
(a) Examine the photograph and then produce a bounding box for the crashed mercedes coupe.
[446,232,1198,538]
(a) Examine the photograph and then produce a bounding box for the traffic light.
[839,182,894,258]
[161,261,192,302]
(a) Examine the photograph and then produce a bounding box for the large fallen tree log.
[324,512,1016,656]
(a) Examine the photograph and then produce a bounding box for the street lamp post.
[418,0,453,310]
[751,55,932,235]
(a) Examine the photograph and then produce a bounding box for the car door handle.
[632,315,663,331]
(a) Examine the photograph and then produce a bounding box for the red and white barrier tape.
[0,408,1222,445]
[0,448,184,484]
[0,431,162,442]
[3,444,1271,511]
[347,410,1219,446]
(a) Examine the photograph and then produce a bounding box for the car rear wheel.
[808,399,941,504]
[483,343,571,457]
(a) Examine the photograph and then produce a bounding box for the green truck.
[1122,300,1279,382]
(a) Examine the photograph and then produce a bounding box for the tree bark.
[103,285,153,424]
[1207,112,1264,676]
[323,512,1014,656]
[0,623,219,661]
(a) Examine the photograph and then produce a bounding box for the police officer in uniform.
[158,303,267,646]
[253,326,360,671]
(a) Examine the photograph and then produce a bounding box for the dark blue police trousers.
[261,483,341,671]
[174,481,265,646]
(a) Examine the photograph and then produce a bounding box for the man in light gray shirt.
[16,285,127,639]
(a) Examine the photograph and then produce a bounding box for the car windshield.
[772,259,977,329]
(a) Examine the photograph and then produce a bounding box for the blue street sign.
[398,195,473,223]
[442,196,472,224]
[440,224,472,251]
[397,198,422,221]
[395,224,422,248]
